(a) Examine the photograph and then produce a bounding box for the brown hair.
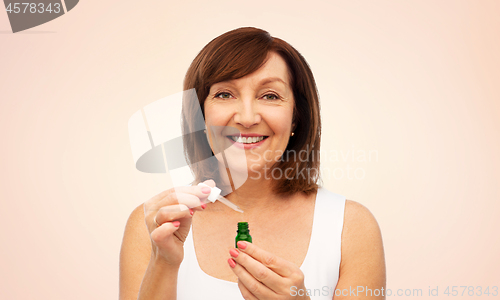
[182,27,321,196]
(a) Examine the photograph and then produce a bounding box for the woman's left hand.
[228,241,310,300]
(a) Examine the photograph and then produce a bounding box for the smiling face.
[204,52,295,182]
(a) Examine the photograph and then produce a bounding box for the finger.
[169,192,208,212]
[236,241,294,277]
[202,179,216,188]
[150,221,181,249]
[229,258,274,299]
[197,179,215,207]
[145,185,212,209]
[237,278,259,300]
[149,191,208,213]
[157,190,209,209]
[229,248,284,292]
[153,204,193,228]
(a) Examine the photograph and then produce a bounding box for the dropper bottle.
[197,182,244,213]
[235,222,252,248]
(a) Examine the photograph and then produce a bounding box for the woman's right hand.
[143,179,215,267]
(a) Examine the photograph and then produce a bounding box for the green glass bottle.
[235,222,252,248]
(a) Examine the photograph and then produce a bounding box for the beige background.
[1,0,499,299]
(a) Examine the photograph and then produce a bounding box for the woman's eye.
[263,94,279,100]
[215,92,232,99]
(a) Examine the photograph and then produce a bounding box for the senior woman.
[120,27,386,300]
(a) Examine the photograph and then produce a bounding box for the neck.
[214,162,285,214]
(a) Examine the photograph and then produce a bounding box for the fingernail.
[237,241,247,249]
[201,203,207,209]
[172,221,180,227]
[228,258,236,268]
[229,249,239,258]
[189,209,194,215]
[201,187,211,194]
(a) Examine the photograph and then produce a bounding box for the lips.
[226,134,269,149]
[228,136,266,144]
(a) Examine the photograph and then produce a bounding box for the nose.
[233,98,261,128]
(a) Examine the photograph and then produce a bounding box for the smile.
[226,135,269,149]
[228,136,267,144]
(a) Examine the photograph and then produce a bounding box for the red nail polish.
[229,249,239,258]
[172,221,180,227]
[201,203,207,209]
[189,209,194,215]
[237,241,247,249]
[228,258,236,268]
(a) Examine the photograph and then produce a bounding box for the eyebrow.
[258,77,288,86]
[211,76,288,91]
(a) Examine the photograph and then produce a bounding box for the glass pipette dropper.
[198,182,244,213]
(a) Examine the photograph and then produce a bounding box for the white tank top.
[177,187,346,299]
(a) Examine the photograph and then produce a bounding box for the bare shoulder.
[341,199,385,263]
[122,204,151,247]
[119,204,152,300]
[335,200,386,299]
[343,200,382,241]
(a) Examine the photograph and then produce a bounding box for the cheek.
[265,110,293,136]
[204,106,229,126]
[204,106,235,151]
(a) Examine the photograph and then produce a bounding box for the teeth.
[230,136,265,144]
